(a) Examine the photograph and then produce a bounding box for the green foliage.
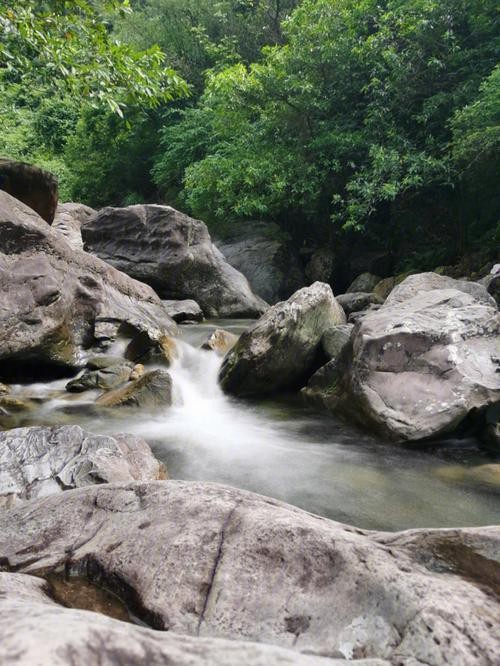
[0,0,188,114]
[153,0,498,254]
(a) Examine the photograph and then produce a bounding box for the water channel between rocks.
[9,319,500,532]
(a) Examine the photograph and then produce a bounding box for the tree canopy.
[1,0,498,271]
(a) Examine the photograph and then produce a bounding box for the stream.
[7,319,500,531]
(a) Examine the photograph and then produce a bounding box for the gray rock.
[479,264,500,306]
[0,192,176,373]
[82,204,268,317]
[385,271,496,308]
[0,573,364,666]
[346,273,381,293]
[201,329,238,355]
[96,369,173,409]
[329,279,500,440]
[66,363,133,392]
[0,426,163,507]
[219,282,346,397]
[162,299,204,323]
[216,222,304,304]
[52,202,96,250]
[336,292,383,316]
[321,325,353,362]
[0,481,498,663]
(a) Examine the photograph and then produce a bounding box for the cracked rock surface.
[0,426,163,507]
[0,481,498,664]
[0,573,372,666]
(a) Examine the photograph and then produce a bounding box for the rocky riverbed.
[0,178,499,664]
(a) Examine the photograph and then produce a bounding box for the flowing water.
[7,320,500,531]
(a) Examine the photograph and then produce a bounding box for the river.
[7,319,500,531]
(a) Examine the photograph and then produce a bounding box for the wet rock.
[0,573,363,666]
[216,222,304,304]
[0,481,498,663]
[0,191,176,374]
[219,283,346,397]
[327,274,500,440]
[86,355,131,370]
[201,329,238,356]
[66,364,133,393]
[0,383,10,395]
[346,273,381,293]
[130,364,145,381]
[0,159,58,223]
[0,426,164,507]
[162,299,204,323]
[82,204,268,317]
[96,369,173,409]
[435,464,500,494]
[0,395,34,414]
[321,325,353,362]
[336,292,383,316]
[52,202,96,250]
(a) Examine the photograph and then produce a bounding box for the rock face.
[0,191,176,375]
[81,204,268,317]
[321,325,354,362]
[0,159,58,223]
[216,222,304,304]
[219,282,346,397]
[323,273,500,440]
[0,426,163,507]
[96,369,173,409]
[0,574,363,666]
[162,299,204,323]
[0,481,498,664]
[52,202,96,250]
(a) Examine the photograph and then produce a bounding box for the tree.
[0,0,188,115]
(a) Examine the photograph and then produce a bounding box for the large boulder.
[52,202,96,250]
[219,282,346,397]
[0,159,58,223]
[0,481,498,663]
[216,222,304,304]
[81,204,268,317]
[0,191,176,377]
[0,426,164,507]
[0,573,364,666]
[322,273,500,440]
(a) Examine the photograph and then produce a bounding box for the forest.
[1,0,498,281]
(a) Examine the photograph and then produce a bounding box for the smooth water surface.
[10,320,500,531]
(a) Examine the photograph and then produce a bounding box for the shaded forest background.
[1,0,498,280]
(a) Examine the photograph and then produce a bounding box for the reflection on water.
[7,320,500,531]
